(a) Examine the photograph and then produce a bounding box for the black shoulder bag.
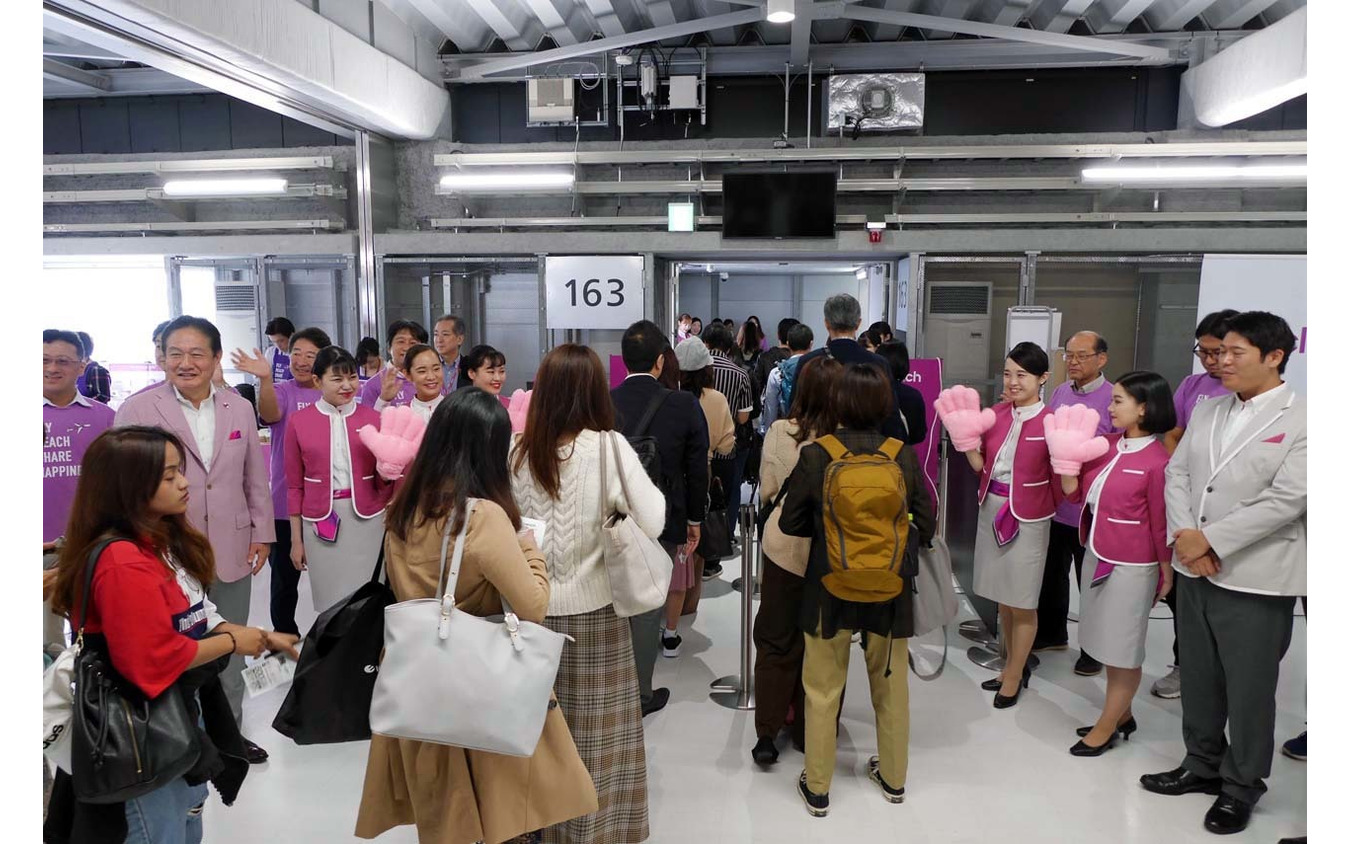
[624,388,671,491]
[72,538,202,804]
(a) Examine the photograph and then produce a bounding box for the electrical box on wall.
[527,78,575,124]
[668,76,700,110]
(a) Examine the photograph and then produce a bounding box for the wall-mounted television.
[720,171,838,239]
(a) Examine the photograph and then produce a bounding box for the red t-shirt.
[80,540,201,698]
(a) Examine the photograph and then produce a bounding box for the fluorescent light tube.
[162,178,288,197]
[439,172,574,191]
[1081,163,1307,183]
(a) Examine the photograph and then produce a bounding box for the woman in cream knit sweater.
[509,344,665,844]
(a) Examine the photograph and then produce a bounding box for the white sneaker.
[661,630,682,658]
[1151,665,1181,699]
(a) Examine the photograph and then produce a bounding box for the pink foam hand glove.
[934,385,997,452]
[507,389,532,434]
[1043,405,1110,476]
[358,406,427,481]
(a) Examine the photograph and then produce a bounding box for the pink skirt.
[668,543,696,592]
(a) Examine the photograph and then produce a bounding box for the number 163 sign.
[544,255,645,330]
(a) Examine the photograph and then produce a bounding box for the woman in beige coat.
[671,336,736,627]
[750,355,843,765]
[356,388,598,844]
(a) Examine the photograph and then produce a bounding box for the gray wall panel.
[179,97,233,152]
[229,100,285,149]
[78,100,131,154]
[128,98,182,153]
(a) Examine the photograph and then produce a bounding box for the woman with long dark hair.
[47,426,296,843]
[509,345,664,844]
[751,355,842,765]
[358,388,597,844]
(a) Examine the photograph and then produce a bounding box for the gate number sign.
[544,256,644,329]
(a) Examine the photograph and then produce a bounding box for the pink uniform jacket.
[977,402,1058,522]
[1068,434,1172,567]
[113,382,275,583]
[283,403,393,521]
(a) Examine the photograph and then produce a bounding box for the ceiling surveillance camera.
[720,272,729,281]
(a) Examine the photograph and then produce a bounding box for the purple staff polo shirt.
[267,379,322,519]
[1048,375,1117,527]
[357,364,417,408]
[1173,372,1232,430]
[44,393,116,542]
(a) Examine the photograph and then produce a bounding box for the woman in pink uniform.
[1047,371,1175,756]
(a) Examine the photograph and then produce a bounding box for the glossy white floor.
[206,554,1308,844]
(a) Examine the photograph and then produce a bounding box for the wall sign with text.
[544,255,645,329]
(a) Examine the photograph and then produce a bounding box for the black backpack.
[623,388,671,492]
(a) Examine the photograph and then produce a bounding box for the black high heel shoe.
[981,664,1031,692]
[992,667,1031,709]
[1069,733,1119,756]
[1076,717,1137,740]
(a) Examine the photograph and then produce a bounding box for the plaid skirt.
[542,605,650,844]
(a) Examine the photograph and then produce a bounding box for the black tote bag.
[272,543,395,745]
[697,476,735,561]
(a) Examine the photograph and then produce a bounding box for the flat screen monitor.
[720,171,837,239]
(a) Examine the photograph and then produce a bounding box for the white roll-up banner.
[1195,254,1306,395]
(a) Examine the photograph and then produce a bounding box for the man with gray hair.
[433,314,468,394]
[797,293,907,441]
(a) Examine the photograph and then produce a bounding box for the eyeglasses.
[1061,352,1101,363]
[1192,345,1222,361]
[42,356,81,368]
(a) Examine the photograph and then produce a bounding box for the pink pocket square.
[228,430,242,441]
[1261,433,1285,444]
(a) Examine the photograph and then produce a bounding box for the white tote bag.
[912,536,959,638]
[368,499,572,757]
[600,432,673,618]
[43,641,78,772]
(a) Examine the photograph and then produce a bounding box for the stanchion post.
[710,504,756,710]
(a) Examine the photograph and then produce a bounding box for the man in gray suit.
[1141,311,1305,836]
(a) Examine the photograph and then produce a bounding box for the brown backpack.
[817,435,910,603]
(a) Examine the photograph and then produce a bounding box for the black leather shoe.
[752,736,779,765]
[1203,793,1253,835]
[243,738,269,765]
[1077,716,1137,740]
[642,687,671,717]
[1069,734,1118,756]
[1139,766,1223,797]
[1074,652,1103,676]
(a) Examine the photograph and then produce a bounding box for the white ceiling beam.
[828,2,1173,59]
[868,1,924,40]
[1084,0,1160,34]
[524,0,595,45]
[43,66,215,97]
[42,57,111,92]
[1145,0,1223,30]
[789,0,812,66]
[461,0,533,50]
[975,0,1035,28]
[647,1,679,27]
[454,7,767,77]
[922,0,979,39]
[1259,0,1304,25]
[401,0,497,51]
[1201,0,1282,28]
[584,0,629,38]
[1029,0,1097,33]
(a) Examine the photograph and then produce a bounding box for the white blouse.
[409,394,444,423]
[991,401,1045,484]
[315,398,357,491]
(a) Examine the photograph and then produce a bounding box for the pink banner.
[610,355,630,389]
[906,358,943,510]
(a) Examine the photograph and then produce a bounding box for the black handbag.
[71,538,202,804]
[272,542,395,745]
[697,477,735,561]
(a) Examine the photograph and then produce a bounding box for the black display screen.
[720,171,838,239]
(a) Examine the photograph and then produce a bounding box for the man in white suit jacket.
[115,316,275,763]
[1143,311,1305,836]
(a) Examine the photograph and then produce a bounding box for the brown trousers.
[752,558,806,743]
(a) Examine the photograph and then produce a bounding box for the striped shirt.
[78,361,112,404]
[710,350,753,415]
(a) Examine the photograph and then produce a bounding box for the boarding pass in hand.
[241,651,298,698]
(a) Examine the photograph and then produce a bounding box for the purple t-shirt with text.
[267,380,322,518]
[1173,372,1231,430]
[357,365,417,408]
[44,398,116,542]
[1048,377,1117,527]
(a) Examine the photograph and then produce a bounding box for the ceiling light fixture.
[1081,162,1307,183]
[767,0,795,24]
[161,178,288,197]
[439,171,575,191]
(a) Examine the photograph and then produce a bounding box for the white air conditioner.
[924,282,993,389]
[214,278,261,376]
[527,78,575,124]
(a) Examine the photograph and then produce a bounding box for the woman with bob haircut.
[1047,371,1176,756]
[457,344,511,407]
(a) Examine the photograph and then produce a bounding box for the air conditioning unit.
[924,282,992,395]
[527,78,575,124]
[214,277,261,377]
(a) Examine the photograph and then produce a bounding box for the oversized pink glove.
[1043,405,1110,476]
[934,386,996,452]
[507,389,532,434]
[357,405,427,481]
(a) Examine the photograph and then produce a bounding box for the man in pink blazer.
[114,315,275,763]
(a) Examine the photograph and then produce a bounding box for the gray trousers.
[207,575,253,726]
[1177,574,1296,805]
[44,550,66,654]
[627,541,680,706]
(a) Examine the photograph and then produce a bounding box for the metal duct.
[49,0,450,140]
[827,73,925,133]
[1181,6,1306,128]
